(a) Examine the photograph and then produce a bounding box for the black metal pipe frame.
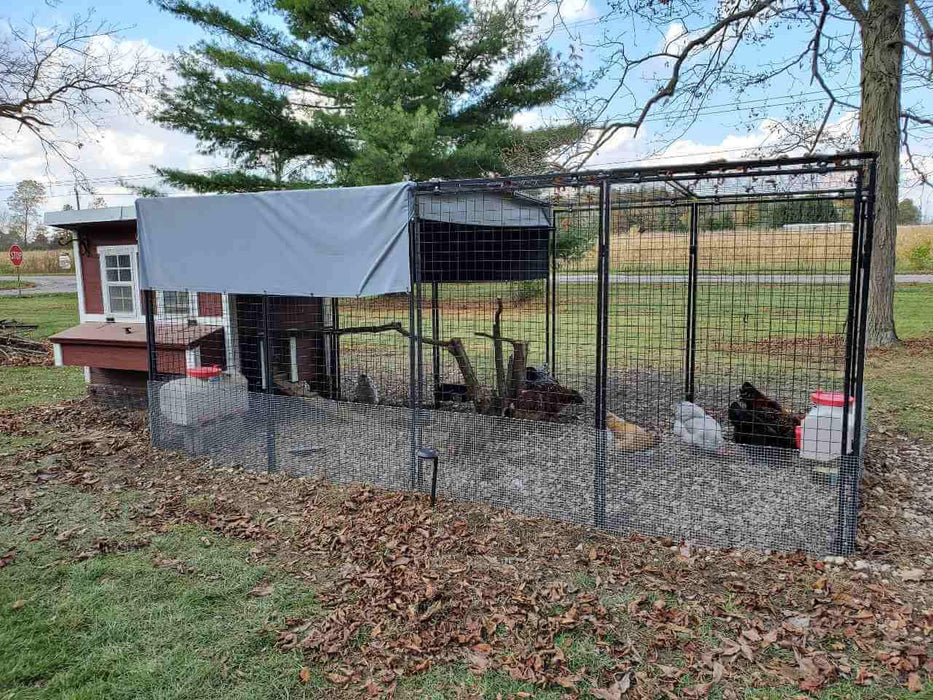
[545,225,552,371]
[684,203,700,402]
[550,192,858,214]
[431,282,441,408]
[835,159,876,555]
[144,289,161,444]
[413,153,874,195]
[839,167,864,458]
[407,197,421,490]
[261,294,277,473]
[593,180,610,529]
[551,220,558,374]
[330,299,341,399]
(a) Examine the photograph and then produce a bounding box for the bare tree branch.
[0,12,156,179]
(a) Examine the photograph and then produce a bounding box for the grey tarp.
[136,182,413,297]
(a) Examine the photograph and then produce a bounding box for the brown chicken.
[606,411,658,452]
[728,382,802,449]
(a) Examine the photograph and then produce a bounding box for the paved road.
[559,273,933,285]
[1,272,929,297]
[0,275,77,297]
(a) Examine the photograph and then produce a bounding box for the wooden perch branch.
[323,321,453,348]
[474,332,526,346]
[322,320,486,411]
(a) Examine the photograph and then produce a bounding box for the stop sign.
[9,245,23,267]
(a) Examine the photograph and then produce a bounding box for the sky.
[1,0,930,219]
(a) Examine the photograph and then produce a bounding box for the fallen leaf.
[712,661,725,683]
[590,673,631,699]
[907,673,922,692]
[298,667,311,684]
[899,569,925,582]
[10,600,25,610]
[250,582,275,597]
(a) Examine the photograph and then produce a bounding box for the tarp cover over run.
[136,182,413,297]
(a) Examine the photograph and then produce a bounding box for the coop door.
[604,199,694,433]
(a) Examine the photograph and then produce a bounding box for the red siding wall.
[198,293,223,317]
[79,223,139,315]
[61,343,149,371]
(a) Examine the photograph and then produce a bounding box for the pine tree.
[154,0,576,192]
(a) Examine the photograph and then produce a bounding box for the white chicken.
[673,401,724,453]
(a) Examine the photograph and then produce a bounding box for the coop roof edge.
[45,205,137,229]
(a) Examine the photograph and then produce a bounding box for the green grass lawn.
[0,293,79,339]
[0,280,36,291]
[0,482,322,700]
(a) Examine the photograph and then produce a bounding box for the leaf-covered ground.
[1,401,931,699]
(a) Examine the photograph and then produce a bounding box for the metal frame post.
[329,298,341,399]
[144,289,161,444]
[840,168,864,456]
[261,294,277,473]
[550,215,558,373]
[431,281,441,407]
[835,158,876,555]
[407,195,421,489]
[593,179,610,529]
[684,202,700,402]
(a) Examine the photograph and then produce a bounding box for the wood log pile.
[0,320,51,366]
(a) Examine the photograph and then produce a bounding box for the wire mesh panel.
[600,164,871,553]
[145,153,875,555]
[413,184,600,526]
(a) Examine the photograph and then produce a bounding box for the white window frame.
[156,290,199,319]
[98,245,141,320]
[153,290,225,327]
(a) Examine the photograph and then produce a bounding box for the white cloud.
[512,110,545,129]
[0,35,227,213]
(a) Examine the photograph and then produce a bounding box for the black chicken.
[510,382,584,421]
[728,382,802,449]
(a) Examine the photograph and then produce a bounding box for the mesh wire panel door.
[604,191,694,542]
[412,184,601,528]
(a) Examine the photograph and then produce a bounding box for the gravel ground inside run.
[153,368,853,554]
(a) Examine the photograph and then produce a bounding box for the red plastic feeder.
[810,391,854,407]
[187,365,222,380]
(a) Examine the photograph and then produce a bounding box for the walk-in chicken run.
[139,154,876,555]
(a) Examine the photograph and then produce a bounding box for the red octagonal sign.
[9,245,23,266]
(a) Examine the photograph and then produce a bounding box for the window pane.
[106,269,119,282]
[118,254,131,267]
[163,291,189,315]
[109,285,134,314]
[119,269,132,282]
[105,255,118,268]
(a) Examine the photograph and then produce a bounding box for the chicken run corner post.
[142,153,876,556]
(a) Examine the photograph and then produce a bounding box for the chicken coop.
[140,153,876,555]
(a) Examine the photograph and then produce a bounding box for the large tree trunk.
[859,0,905,347]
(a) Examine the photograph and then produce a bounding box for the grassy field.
[0,249,74,275]
[0,485,322,700]
[0,293,79,338]
[2,287,933,434]
[570,224,933,274]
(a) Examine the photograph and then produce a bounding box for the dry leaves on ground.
[1,399,931,698]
